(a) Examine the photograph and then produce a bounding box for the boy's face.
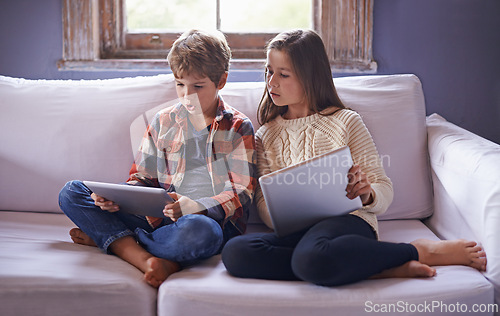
[174,73,227,119]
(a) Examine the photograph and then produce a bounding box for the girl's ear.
[217,72,229,90]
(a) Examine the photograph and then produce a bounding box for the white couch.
[1,73,499,316]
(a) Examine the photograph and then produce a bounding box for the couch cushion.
[0,75,263,216]
[220,76,433,222]
[0,74,432,222]
[224,75,433,221]
[0,74,178,213]
[157,220,493,316]
[334,74,433,220]
[0,211,157,316]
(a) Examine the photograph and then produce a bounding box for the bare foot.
[372,260,436,279]
[411,239,487,271]
[144,257,180,288]
[69,228,97,247]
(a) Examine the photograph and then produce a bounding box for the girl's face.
[266,49,308,113]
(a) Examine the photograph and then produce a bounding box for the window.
[59,0,376,73]
[126,0,311,32]
[120,0,311,60]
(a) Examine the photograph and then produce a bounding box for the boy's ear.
[217,72,229,90]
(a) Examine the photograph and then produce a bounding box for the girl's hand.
[163,192,204,222]
[91,193,120,212]
[346,165,374,206]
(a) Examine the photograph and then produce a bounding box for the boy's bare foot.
[372,260,436,279]
[144,257,180,288]
[69,228,97,247]
[411,239,487,271]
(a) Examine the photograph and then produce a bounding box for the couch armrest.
[425,113,500,306]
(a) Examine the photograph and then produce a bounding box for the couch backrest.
[333,75,433,220]
[0,74,432,222]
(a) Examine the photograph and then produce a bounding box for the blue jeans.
[59,180,224,266]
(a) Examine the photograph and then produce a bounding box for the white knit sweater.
[255,109,393,237]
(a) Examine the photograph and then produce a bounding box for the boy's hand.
[91,193,120,212]
[346,165,374,206]
[164,192,204,222]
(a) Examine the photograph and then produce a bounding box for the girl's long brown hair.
[257,29,346,125]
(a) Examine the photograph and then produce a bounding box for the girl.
[221,29,486,286]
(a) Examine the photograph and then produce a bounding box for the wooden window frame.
[59,0,376,73]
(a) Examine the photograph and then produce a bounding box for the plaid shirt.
[127,97,257,235]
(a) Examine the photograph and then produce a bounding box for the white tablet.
[83,181,173,218]
[259,146,362,237]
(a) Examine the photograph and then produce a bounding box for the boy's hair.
[258,29,346,125]
[167,29,231,85]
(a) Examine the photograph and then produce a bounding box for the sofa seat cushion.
[158,220,493,316]
[0,211,157,316]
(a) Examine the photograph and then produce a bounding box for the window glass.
[125,0,311,33]
[126,0,216,32]
[219,0,311,32]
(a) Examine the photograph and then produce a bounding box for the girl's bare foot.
[411,239,487,271]
[69,228,97,247]
[372,260,436,279]
[144,257,180,288]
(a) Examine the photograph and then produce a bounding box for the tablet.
[259,146,362,237]
[83,181,173,218]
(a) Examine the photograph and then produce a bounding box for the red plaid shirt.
[127,97,257,235]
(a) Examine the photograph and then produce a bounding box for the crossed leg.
[68,227,179,288]
[374,238,487,280]
[70,228,97,247]
[411,238,487,271]
[73,225,486,286]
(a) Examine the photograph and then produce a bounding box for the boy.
[59,29,257,288]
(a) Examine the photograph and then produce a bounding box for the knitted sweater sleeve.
[344,112,393,215]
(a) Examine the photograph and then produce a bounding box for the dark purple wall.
[1,0,499,143]
[373,0,500,144]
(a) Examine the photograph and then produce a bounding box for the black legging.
[222,214,419,286]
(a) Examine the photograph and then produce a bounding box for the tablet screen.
[83,181,173,218]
